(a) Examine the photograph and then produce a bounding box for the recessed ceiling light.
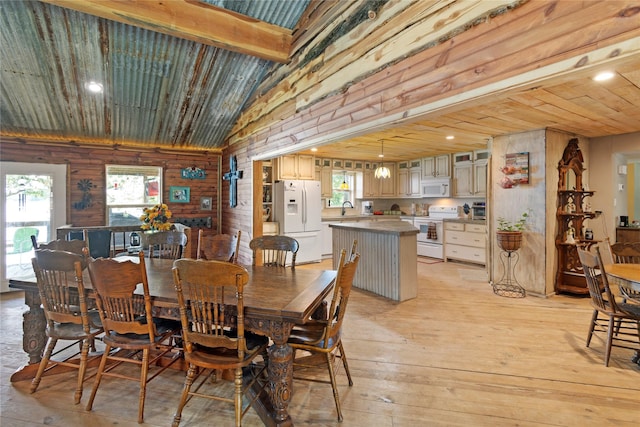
[85,81,103,93]
[446,135,454,140]
[310,147,318,152]
[593,71,614,82]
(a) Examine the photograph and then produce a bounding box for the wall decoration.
[499,152,529,188]
[169,186,190,203]
[181,166,206,179]
[200,196,212,211]
[223,155,243,207]
[73,178,94,210]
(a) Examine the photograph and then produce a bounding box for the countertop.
[322,215,402,222]
[329,220,419,235]
[444,218,487,225]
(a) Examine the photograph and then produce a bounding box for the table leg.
[10,289,47,382]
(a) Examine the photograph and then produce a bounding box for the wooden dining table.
[8,257,337,427]
[604,262,640,365]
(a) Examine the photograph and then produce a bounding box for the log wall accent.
[1,140,220,259]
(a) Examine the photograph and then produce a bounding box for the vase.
[496,231,522,251]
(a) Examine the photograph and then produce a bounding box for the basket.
[496,231,522,252]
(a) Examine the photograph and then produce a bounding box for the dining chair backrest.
[249,235,299,268]
[69,229,112,258]
[32,249,91,330]
[610,242,640,264]
[196,229,241,263]
[87,251,157,341]
[596,240,615,265]
[37,238,89,268]
[578,247,620,313]
[323,248,360,349]
[172,259,250,356]
[147,230,187,259]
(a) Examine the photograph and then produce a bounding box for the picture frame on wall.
[169,186,190,203]
[200,196,212,210]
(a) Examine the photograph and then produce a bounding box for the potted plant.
[496,211,528,251]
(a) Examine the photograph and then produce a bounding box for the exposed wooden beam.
[41,0,292,63]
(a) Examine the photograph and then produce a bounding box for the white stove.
[414,206,460,259]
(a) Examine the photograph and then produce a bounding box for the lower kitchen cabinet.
[444,221,486,265]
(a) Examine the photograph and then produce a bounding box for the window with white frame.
[329,171,356,207]
[106,165,162,226]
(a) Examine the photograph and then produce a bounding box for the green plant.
[497,211,529,231]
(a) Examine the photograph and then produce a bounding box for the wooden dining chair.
[196,229,241,263]
[577,247,640,366]
[610,242,640,303]
[171,259,269,427]
[36,238,88,260]
[249,235,299,268]
[85,251,182,423]
[30,249,104,404]
[287,248,360,421]
[147,230,187,259]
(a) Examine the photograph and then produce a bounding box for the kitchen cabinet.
[453,149,488,197]
[422,154,450,178]
[262,162,273,222]
[363,162,379,197]
[315,158,332,198]
[397,160,422,197]
[321,222,333,257]
[277,154,315,180]
[616,227,640,243]
[379,163,396,197]
[444,221,486,265]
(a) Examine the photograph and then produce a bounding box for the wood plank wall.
[1,141,220,259]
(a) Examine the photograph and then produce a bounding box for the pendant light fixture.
[374,140,391,179]
[339,171,349,190]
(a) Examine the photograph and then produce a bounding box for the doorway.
[1,162,67,292]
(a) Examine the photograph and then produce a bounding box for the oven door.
[415,219,443,244]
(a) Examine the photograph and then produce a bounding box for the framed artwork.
[200,196,212,210]
[499,152,529,188]
[169,186,190,203]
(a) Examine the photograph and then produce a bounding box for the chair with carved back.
[30,249,104,403]
[36,238,88,261]
[287,247,361,421]
[610,242,640,304]
[577,247,640,366]
[85,251,182,423]
[196,229,241,263]
[249,235,299,268]
[171,258,269,427]
[147,230,187,260]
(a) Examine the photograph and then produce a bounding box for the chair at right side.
[577,247,640,366]
[249,235,299,268]
[147,230,187,259]
[610,242,640,303]
[287,248,360,421]
[196,229,241,263]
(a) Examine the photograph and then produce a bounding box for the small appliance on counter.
[471,202,486,220]
[362,201,373,215]
[619,215,629,227]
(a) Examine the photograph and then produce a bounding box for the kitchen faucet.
[341,201,354,216]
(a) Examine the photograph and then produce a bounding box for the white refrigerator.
[273,180,322,264]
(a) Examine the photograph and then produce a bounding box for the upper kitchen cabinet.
[422,154,450,179]
[453,150,489,197]
[316,158,332,197]
[363,162,396,198]
[397,160,422,197]
[277,154,315,180]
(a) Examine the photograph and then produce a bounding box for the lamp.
[374,140,391,179]
[339,172,349,190]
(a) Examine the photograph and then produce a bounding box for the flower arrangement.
[140,203,173,231]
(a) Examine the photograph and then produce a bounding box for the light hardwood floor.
[1,259,638,426]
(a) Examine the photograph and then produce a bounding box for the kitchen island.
[330,221,418,301]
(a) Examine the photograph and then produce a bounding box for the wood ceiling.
[298,55,640,162]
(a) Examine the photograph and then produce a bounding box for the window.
[329,171,356,207]
[106,165,162,226]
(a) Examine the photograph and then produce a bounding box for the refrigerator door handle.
[301,187,307,224]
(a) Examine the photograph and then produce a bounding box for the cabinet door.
[363,169,379,197]
[320,167,332,197]
[473,162,488,196]
[435,154,450,177]
[397,168,409,195]
[380,163,396,196]
[278,155,297,179]
[409,168,422,196]
[453,164,473,196]
[422,157,435,178]
[297,154,315,179]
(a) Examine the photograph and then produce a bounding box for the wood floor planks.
[1,260,638,426]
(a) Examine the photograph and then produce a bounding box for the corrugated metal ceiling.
[0,0,310,150]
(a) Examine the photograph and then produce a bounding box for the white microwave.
[421,179,451,197]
